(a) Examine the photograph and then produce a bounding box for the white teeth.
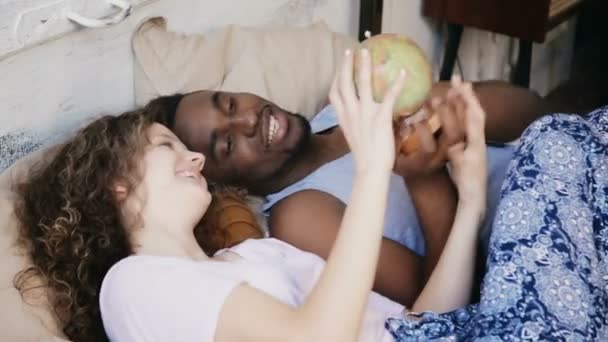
[268,115,278,145]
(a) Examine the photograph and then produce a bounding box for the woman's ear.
[112,183,129,201]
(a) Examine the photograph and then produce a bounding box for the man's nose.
[230,109,258,137]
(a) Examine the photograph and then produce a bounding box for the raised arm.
[217,49,407,342]
[412,77,488,313]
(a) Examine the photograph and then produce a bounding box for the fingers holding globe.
[353,33,438,155]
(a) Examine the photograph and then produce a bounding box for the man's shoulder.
[268,190,346,241]
[269,190,345,225]
[272,189,344,213]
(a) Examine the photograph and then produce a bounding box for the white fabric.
[133,18,358,119]
[100,238,402,341]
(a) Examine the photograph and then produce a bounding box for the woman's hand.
[443,77,488,205]
[330,49,406,173]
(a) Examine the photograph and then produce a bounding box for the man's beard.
[271,113,311,176]
[252,113,312,191]
[286,113,312,160]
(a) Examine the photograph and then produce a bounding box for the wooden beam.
[358,0,383,41]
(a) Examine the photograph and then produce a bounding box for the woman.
[15,49,486,342]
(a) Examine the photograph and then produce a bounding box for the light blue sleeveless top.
[263,105,514,255]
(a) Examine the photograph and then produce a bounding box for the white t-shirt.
[100,238,403,342]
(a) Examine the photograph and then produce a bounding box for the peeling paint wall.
[0,0,357,171]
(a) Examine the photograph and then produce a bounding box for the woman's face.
[127,123,211,229]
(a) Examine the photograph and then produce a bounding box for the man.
[147,79,548,306]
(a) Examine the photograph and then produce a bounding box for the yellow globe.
[354,33,433,118]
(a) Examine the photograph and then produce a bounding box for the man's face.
[173,91,311,186]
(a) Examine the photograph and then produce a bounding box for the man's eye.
[226,135,233,155]
[228,97,236,114]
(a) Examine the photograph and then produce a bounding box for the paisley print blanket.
[386,107,608,341]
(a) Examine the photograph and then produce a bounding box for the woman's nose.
[189,151,205,171]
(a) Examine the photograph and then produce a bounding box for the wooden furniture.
[358,0,384,41]
[423,0,586,87]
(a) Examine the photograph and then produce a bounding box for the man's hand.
[393,91,466,178]
[444,78,488,207]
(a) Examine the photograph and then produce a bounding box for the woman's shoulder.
[102,253,242,285]
[105,254,185,277]
[100,255,181,297]
[99,255,246,341]
[99,255,168,322]
[99,255,245,313]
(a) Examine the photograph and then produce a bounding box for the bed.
[0,1,376,340]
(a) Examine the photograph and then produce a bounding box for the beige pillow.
[0,144,69,341]
[133,17,358,119]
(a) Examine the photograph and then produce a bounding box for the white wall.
[381,0,442,69]
[381,0,577,96]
